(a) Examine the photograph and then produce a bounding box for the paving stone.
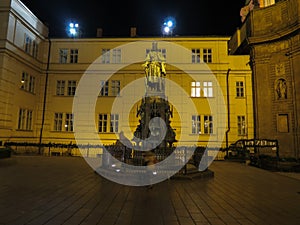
[0,156,300,225]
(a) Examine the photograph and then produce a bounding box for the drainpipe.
[225,68,231,157]
[38,38,51,154]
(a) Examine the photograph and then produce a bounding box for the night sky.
[20,0,246,38]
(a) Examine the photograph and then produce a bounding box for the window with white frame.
[236,81,244,97]
[203,81,213,97]
[112,49,121,63]
[21,72,35,93]
[192,49,200,63]
[56,80,65,96]
[67,80,76,96]
[98,114,108,132]
[18,108,33,130]
[24,35,39,57]
[99,81,109,96]
[24,34,32,54]
[54,113,63,131]
[237,115,246,135]
[191,81,201,97]
[21,72,29,90]
[110,114,119,132]
[53,113,74,132]
[111,80,120,96]
[70,49,78,63]
[102,49,110,63]
[59,49,68,63]
[21,72,29,91]
[26,110,33,130]
[191,81,213,97]
[203,48,212,63]
[65,113,73,132]
[18,109,26,130]
[29,76,35,93]
[204,115,213,134]
[192,115,201,134]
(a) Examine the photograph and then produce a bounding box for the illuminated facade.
[0,0,253,153]
[230,0,300,158]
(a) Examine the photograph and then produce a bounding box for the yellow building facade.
[0,0,253,154]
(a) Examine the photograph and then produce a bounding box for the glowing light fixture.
[68,22,79,37]
[162,17,176,36]
[164,26,170,34]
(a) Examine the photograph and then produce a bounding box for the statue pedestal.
[133,96,176,149]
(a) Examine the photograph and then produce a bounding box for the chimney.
[130,27,137,37]
[96,28,103,37]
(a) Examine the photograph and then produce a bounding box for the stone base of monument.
[171,163,214,180]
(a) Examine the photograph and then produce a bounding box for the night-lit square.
[0,0,299,224]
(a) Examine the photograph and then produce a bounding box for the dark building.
[229,0,300,158]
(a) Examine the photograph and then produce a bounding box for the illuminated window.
[191,81,201,97]
[192,49,200,63]
[203,81,213,97]
[191,81,213,97]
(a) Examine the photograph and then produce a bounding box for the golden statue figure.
[142,42,166,92]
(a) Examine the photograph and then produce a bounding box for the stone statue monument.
[142,42,166,94]
[133,42,176,149]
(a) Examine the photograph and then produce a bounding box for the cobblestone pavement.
[0,156,299,225]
